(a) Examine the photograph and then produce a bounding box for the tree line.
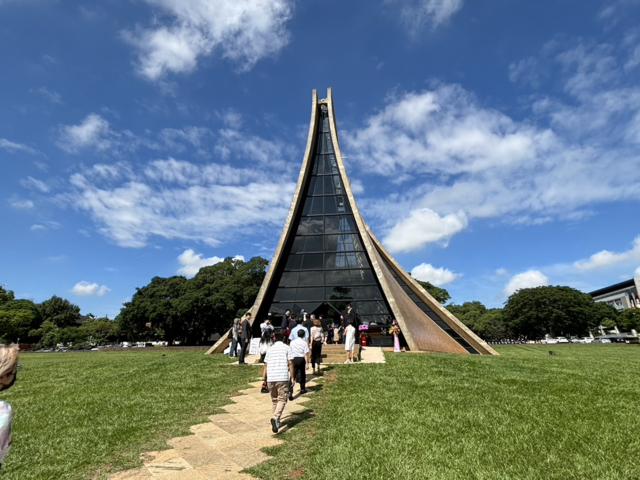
[0,287,118,348]
[2,255,635,347]
[447,286,636,341]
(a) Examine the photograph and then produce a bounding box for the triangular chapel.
[208,89,497,355]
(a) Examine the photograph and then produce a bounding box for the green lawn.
[1,349,259,480]
[249,345,640,480]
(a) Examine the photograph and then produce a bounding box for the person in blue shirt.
[289,317,309,342]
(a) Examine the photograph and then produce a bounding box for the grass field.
[0,349,259,480]
[249,345,640,480]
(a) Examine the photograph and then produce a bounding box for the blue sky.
[2,0,640,318]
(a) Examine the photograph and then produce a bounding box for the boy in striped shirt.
[263,331,295,433]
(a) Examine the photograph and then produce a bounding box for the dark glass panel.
[323,176,335,195]
[301,254,323,270]
[301,196,312,216]
[290,237,304,254]
[310,197,323,215]
[325,270,350,286]
[297,271,324,286]
[325,252,369,269]
[333,176,343,194]
[304,235,323,253]
[268,303,292,316]
[285,255,302,270]
[274,288,296,302]
[298,217,324,235]
[351,269,376,285]
[279,271,299,287]
[295,287,324,301]
[371,315,392,325]
[324,155,338,174]
[336,196,348,213]
[325,234,363,252]
[325,216,356,234]
[308,177,317,195]
[313,177,324,196]
[324,196,337,215]
[355,301,389,315]
[359,286,384,299]
[327,287,354,300]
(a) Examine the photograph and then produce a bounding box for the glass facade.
[263,106,392,326]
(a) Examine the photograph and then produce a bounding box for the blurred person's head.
[0,345,19,392]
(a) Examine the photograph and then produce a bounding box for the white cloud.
[177,249,244,277]
[65,159,295,248]
[574,236,640,271]
[58,114,115,153]
[71,281,111,297]
[495,268,507,276]
[123,0,294,81]
[20,176,50,193]
[159,126,211,154]
[0,138,40,155]
[411,263,460,286]
[383,208,467,252]
[390,0,464,32]
[8,197,34,209]
[504,270,549,296]
[30,224,46,231]
[635,266,640,278]
[346,37,640,240]
[33,87,63,104]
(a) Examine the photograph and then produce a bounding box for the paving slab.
[108,363,321,480]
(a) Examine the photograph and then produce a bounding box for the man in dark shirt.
[238,312,253,365]
[304,314,315,333]
[281,309,291,330]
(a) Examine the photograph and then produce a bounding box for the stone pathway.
[109,372,322,480]
[359,346,386,364]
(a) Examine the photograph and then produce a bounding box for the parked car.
[593,338,612,344]
[557,337,569,344]
[582,337,594,344]
[545,338,558,344]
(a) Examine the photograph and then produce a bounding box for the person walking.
[344,321,356,363]
[229,318,240,358]
[289,317,309,343]
[263,331,295,434]
[289,329,309,400]
[260,318,274,336]
[238,313,252,365]
[318,315,328,344]
[310,319,324,374]
[281,309,291,330]
[259,327,275,363]
[304,314,315,334]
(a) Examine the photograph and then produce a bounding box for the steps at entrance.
[320,344,361,363]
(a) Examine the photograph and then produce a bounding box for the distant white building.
[589,276,640,311]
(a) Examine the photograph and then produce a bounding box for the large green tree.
[39,295,81,327]
[0,298,43,343]
[116,256,268,344]
[416,280,451,304]
[503,286,611,338]
[81,317,119,345]
[446,301,488,332]
[616,308,640,332]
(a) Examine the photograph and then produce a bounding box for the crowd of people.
[228,306,359,433]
